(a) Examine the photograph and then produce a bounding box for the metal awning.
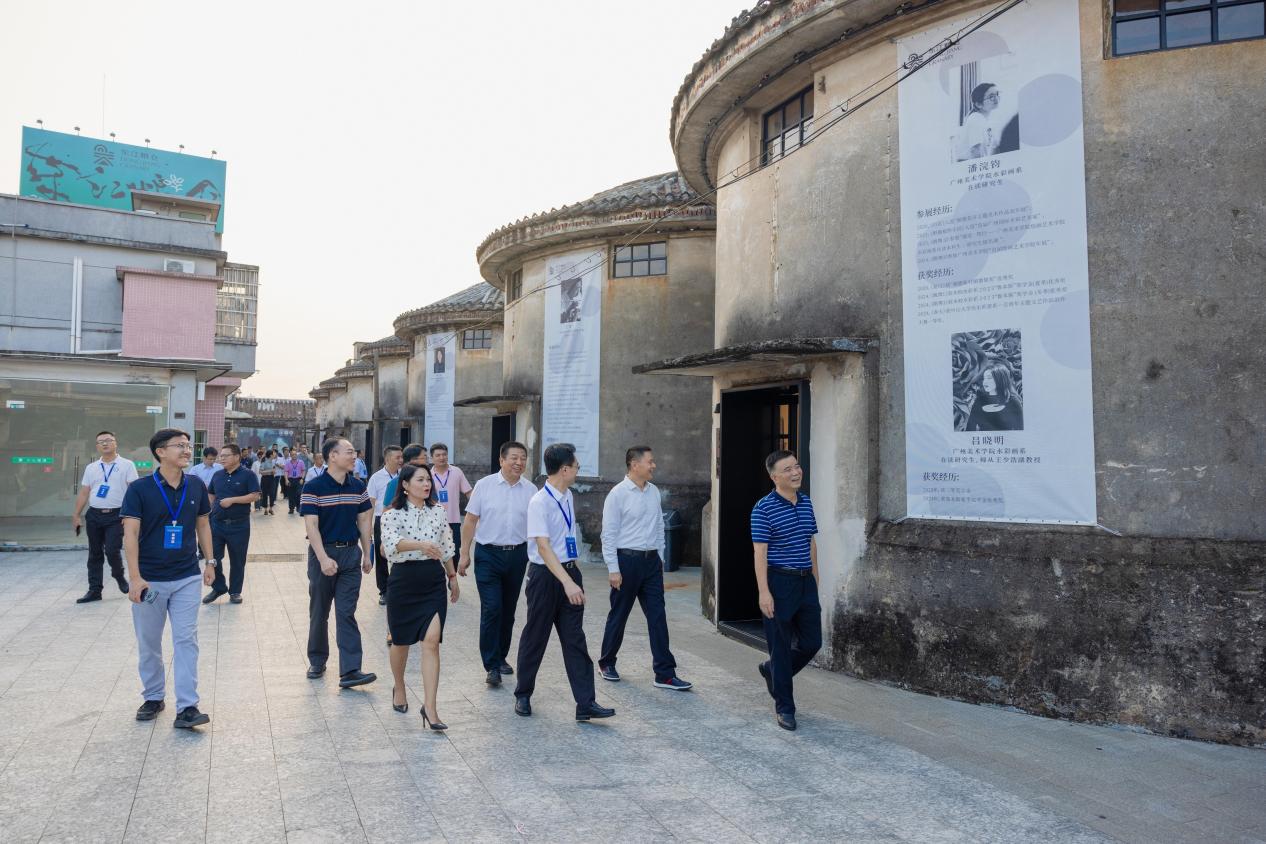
[634,337,871,377]
[453,394,539,413]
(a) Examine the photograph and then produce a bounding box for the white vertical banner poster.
[424,332,456,451]
[542,250,603,476]
[897,0,1096,524]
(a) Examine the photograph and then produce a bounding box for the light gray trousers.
[131,573,203,711]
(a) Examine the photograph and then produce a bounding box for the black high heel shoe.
[392,687,408,713]
[421,707,446,731]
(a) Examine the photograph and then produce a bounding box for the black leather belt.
[213,516,248,524]
[88,507,119,515]
[618,548,658,557]
[325,541,357,548]
[478,542,527,551]
[769,566,813,577]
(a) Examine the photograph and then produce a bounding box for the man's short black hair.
[202,446,218,458]
[543,443,577,475]
[765,449,797,476]
[150,428,191,458]
[95,430,115,439]
[402,443,426,463]
[322,437,349,462]
[382,445,403,458]
[429,443,448,455]
[625,445,653,468]
[499,440,528,460]
[221,444,242,456]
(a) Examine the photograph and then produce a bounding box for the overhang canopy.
[634,337,870,377]
[453,394,539,413]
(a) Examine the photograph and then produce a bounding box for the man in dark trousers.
[751,450,822,731]
[204,444,260,604]
[70,431,138,603]
[366,445,404,607]
[512,443,614,721]
[597,446,691,690]
[122,428,216,728]
[458,440,534,687]
[301,437,376,688]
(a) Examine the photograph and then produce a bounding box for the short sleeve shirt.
[80,457,139,509]
[121,472,211,582]
[467,471,535,546]
[300,471,371,542]
[431,465,472,524]
[526,482,576,565]
[750,490,817,570]
[209,466,260,520]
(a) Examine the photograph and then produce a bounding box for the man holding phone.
[70,431,139,604]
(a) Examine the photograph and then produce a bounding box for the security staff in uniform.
[70,431,138,603]
[301,437,376,689]
[204,444,260,604]
[457,440,534,686]
[512,443,614,721]
[751,450,822,731]
[597,446,691,690]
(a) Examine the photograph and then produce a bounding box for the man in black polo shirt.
[122,428,216,729]
[204,444,260,605]
[301,437,376,688]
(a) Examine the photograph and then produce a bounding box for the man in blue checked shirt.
[751,449,822,732]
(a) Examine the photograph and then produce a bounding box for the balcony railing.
[216,262,259,343]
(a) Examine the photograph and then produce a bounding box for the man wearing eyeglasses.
[751,450,821,732]
[70,431,139,604]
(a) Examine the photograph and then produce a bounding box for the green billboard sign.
[19,127,227,232]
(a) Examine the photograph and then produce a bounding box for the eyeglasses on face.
[984,92,1001,102]
[161,441,193,451]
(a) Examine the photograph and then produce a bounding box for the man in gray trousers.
[301,437,377,688]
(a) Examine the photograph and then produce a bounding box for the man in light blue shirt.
[189,447,223,487]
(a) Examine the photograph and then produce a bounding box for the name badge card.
[565,536,578,559]
[96,485,110,498]
[163,524,184,549]
[438,489,449,503]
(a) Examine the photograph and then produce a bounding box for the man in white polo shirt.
[366,445,403,606]
[70,431,139,603]
[511,442,614,722]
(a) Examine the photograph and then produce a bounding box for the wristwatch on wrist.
[202,558,217,567]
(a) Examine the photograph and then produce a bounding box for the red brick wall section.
[120,271,217,360]
[195,385,228,448]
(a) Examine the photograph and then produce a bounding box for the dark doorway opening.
[490,413,516,474]
[400,426,410,449]
[717,382,809,647]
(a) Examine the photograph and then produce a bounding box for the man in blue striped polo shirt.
[751,449,822,731]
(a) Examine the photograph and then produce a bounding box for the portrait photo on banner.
[952,328,1024,433]
[559,277,583,324]
[950,50,1022,163]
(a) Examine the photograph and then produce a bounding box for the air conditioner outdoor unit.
[164,258,196,274]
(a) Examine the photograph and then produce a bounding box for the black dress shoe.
[576,702,616,721]
[759,661,774,699]
[306,664,326,679]
[114,574,129,594]
[392,687,408,713]
[776,712,797,731]
[174,706,210,729]
[339,670,377,689]
[202,588,226,604]
[229,594,243,604]
[135,699,165,721]
[486,668,502,686]
[76,590,102,604]
[514,697,532,717]
[378,594,387,606]
[498,661,514,675]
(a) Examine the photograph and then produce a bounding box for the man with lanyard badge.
[367,445,404,607]
[284,449,306,514]
[71,431,138,603]
[122,428,216,728]
[203,444,260,604]
[428,443,471,550]
[304,451,327,483]
[512,443,614,721]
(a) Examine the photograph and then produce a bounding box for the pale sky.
[0,1,738,399]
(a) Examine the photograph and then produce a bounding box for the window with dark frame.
[508,268,523,302]
[613,242,667,278]
[1113,0,1263,54]
[761,86,815,166]
[462,328,493,350]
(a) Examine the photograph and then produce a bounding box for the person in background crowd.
[380,463,458,729]
[70,431,138,603]
[428,443,472,551]
[297,445,313,471]
[258,450,279,515]
[252,448,265,510]
[304,451,327,483]
[204,444,260,605]
[241,448,255,470]
[284,449,307,514]
[367,445,405,608]
[272,449,288,509]
[123,428,216,729]
[354,450,368,481]
[189,447,223,488]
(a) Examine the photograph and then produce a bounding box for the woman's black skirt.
[386,560,447,646]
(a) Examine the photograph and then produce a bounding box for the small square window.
[1112,0,1260,55]
[462,329,492,350]
[761,86,814,166]
[612,241,667,278]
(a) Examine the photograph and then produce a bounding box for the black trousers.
[84,507,124,591]
[513,563,595,707]
[761,568,822,716]
[307,544,364,675]
[211,518,250,595]
[260,476,278,509]
[373,516,390,596]
[599,550,676,678]
[286,477,303,512]
[474,542,528,670]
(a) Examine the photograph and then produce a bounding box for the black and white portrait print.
[559,277,582,324]
[952,329,1024,432]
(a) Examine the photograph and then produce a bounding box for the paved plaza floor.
[0,511,1261,843]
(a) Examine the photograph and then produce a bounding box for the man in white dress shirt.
[458,441,534,687]
[367,445,403,606]
[70,431,139,603]
[511,443,614,721]
[597,446,691,690]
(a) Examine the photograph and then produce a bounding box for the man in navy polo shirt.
[301,437,377,688]
[751,449,822,731]
[204,444,260,605]
[122,428,216,729]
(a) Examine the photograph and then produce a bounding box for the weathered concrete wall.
[376,357,408,421]
[406,337,426,418]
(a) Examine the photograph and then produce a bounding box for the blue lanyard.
[543,486,573,533]
[435,470,449,489]
[153,472,189,525]
[100,460,116,485]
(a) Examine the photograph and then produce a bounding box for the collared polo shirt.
[304,464,327,483]
[750,489,818,570]
[600,477,665,573]
[300,470,371,543]
[467,470,535,546]
[284,457,306,479]
[209,466,260,520]
[526,481,576,565]
[431,465,472,524]
[121,471,211,582]
[80,456,139,509]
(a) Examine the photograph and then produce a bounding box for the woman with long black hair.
[379,463,458,729]
[258,449,279,515]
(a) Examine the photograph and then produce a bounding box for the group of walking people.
[71,428,823,733]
